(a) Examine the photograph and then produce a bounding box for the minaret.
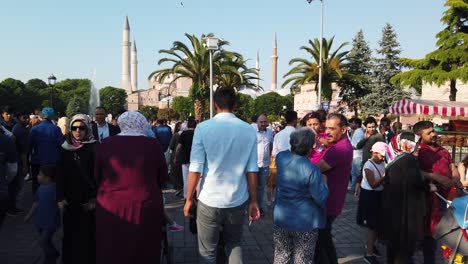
[121,16,132,95]
[271,32,278,91]
[131,38,138,92]
[255,50,260,88]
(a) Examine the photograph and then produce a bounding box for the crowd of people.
[0,87,465,264]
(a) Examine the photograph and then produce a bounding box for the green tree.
[25,79,48,109]
[171,96,193,120]
[66,95,86,117]
[392,0,468,101]
[157,108,179,120]
[362,23,409,115]
[216,53,259,90]
[0,78,26,111]
[149,33,253,121]
[53,79,91,115]
[253,93,292,118]
[339,30,373,116]
[139,106,159,122]
[99,86,127,117]
[233,93,254,121]
[283,37,349,102]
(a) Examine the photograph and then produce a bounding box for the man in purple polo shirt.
[315,113,353,264]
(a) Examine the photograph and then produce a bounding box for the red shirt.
[418,142,454,234]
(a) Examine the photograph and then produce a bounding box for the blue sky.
[0,0,445,91]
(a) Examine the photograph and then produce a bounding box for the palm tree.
[282,37,349,102]
[149,33,257,120]
[216,53,259,90]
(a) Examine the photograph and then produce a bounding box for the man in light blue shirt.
[183,87,260,264]
[349,117,364,192]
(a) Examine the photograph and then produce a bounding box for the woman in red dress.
[95,111,167,264]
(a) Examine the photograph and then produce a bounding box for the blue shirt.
[152,125,172,152]
[29,120,64,165]
[273,151,329,232]
[12,123,29,157]
[189,113,258,208]
[35,183,60,230]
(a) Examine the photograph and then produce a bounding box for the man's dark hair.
[380,117,391,127]
[349,117,362,127]
[315,109,327,123]
[214,88,236,111]
[363,116,377,126]
[16,111,30,118]
[187,118,197,129]
[251,115,258,123]
[157,119,164,125]
[96,106,107,112]
[2,106,13,114]
[301,111,321,126]
[39,164,57,182]
[327,113,348,127]
[284,110,298,124]
[413,121,434,135]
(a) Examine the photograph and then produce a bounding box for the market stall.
[389,99,468,162]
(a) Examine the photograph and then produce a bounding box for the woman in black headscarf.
[57,114,97,264]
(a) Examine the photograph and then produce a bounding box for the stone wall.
[420,80,468,101]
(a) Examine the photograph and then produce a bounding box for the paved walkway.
[0,182,444,264]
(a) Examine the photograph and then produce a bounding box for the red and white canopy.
[388,99,468,118]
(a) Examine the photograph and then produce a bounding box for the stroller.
[434,191,468,264]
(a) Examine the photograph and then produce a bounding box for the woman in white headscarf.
[94,111,168,264]
[57,114,97,264]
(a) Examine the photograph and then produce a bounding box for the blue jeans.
[350,157,362,190]
[197,201,246,264]
[257,167,269,211]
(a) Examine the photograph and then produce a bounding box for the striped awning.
[388,99,468,118]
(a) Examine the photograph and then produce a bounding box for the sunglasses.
[71,126,87,131]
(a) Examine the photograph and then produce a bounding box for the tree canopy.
[150,33,257,120]
[391,0,468,101]
[362,23,409,115]
[99,86,127,117]
[283,36,349,102]
[339,30,373,115]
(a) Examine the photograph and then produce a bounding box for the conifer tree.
[66,95,86,117]
[392,0,468,101]
[339,30,373,115]
[362,23,408,115]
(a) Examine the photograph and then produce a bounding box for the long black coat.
[56,143,97,264]
[379,153,426,251]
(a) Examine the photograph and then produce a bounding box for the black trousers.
[386,244,414,264]
[0,196,8,230]
[314,215,338,264]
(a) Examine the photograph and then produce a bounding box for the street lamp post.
[48,74,57,108]
[204,37,220,118]
[317,0,324,109]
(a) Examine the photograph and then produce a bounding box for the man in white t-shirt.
[272,111,297,157]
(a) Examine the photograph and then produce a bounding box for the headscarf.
[386,132,420,163]
[62,114,96,151]
[117,111,149,136]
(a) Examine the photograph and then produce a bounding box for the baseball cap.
[371,141,388,156]
[41,107,55,119]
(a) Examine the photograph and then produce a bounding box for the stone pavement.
[0,182,445,264]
